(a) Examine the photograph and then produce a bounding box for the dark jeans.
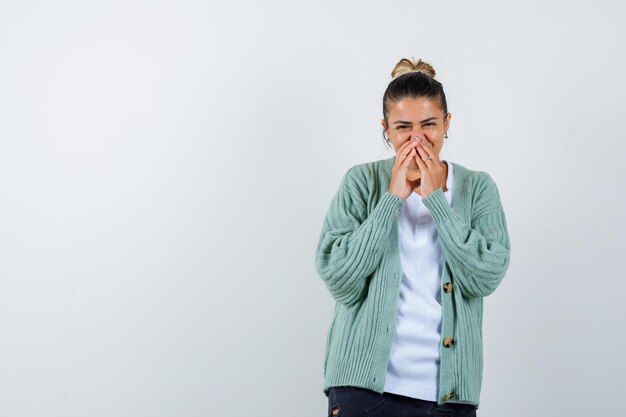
[327,386,477,417]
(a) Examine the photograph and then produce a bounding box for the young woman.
[315,58,511,417]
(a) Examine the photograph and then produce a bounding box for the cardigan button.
[443,282,453,293]
[443,337,455,348]
[444,392,455,401]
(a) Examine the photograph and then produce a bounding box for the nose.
[410,127,424,138]
[409,130,425,142]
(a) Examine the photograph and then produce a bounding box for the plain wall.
[0,1,624,416]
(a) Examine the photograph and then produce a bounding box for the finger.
[399,148,416,172]
[418,137,439,162]
[395,138,418,167]
[401,138,418,156]
[415,143,430,166]
[403,148,417,168]
[414,147,428,172]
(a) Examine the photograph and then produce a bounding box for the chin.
[406,166,421,179]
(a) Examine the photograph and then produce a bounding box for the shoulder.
[452,162,501,195]
[452,163,505,218]
[341,157,390,188]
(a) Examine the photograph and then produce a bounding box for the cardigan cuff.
[377,190,406,218]
[422,187,454,223]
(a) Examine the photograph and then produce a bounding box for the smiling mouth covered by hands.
[411,135,448,197]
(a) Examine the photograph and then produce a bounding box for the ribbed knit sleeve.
[422,172,511,298]
[315,168,406,306]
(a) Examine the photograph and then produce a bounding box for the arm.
[422,172,511,298]
[315,168,406,306]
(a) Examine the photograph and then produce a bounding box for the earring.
[444,133,448,139]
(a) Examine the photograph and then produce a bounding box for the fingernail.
[411,136,418,142]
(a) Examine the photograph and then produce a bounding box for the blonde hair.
[391,57,437,81]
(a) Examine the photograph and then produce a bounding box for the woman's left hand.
[413,135,447,197]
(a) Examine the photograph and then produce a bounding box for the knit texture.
[314,155,511,408]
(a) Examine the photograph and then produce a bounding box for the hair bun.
[391,57,436,80]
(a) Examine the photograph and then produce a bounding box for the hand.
[413,135,447,197]
[388,137,421,200]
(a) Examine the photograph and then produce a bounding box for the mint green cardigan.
[314,155,511,408]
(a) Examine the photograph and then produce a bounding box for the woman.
[314,58,511,417]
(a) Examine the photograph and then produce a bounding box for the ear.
[444,112,452,131]
[381,119,388,135]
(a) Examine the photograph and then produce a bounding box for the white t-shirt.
[384,160,455,401]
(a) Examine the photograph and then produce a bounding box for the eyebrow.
[393,117,438,124]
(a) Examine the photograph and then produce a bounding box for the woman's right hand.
[388,137,420,200]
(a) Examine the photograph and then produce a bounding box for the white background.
[1,1,624,416]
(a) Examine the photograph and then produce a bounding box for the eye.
[397,126,408,129]
[423,122,436,127]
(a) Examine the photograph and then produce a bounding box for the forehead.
[389,97,442,119]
